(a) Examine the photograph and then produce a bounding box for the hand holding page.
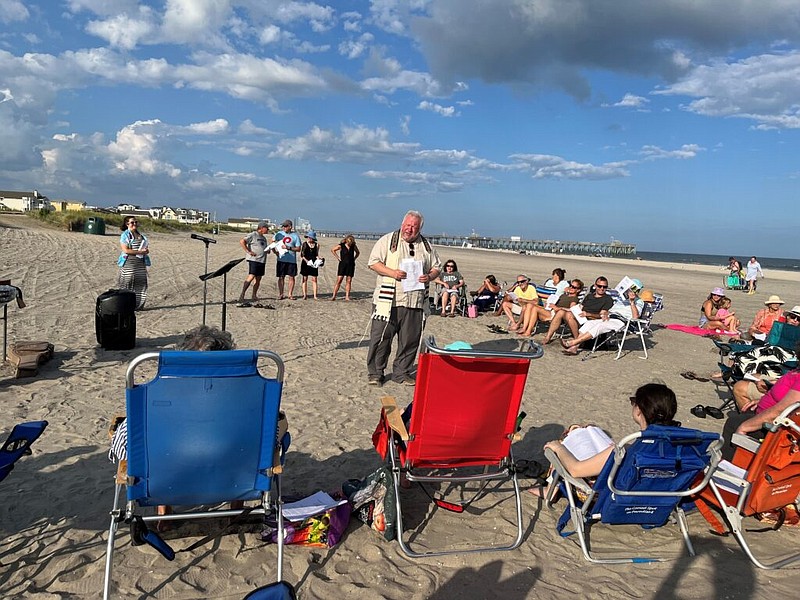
[561,426,613,461]
[267,240,287,257]
[614,276,635,297]
[570,304,588,325]
[400,258,424,292]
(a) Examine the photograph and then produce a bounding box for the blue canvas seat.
[0,420,48,483]
[545,425,722,563]
[103,350,289,599]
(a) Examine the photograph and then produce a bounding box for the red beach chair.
[375,336,542,557]
[695,401,800,569]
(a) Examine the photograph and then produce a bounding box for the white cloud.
[640,144,704,159]
[510,154,631,180]
[656,51,800,129]
[605,93,650,109]
[417,100,456,117]
[185,119,230,134]
[85,8,158,50]
[0,0,29,23]
[161,0,232,44]
[107,119,182,176]
[270,124,419,162]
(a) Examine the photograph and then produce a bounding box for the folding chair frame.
[385,336,543,558]
[583,294,663,361]
[545,429,722,564]
[103,350,288,599]
[704,401,800,569]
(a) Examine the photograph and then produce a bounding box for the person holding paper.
[300,230,321,300]
[499,275,538,331]
[433,259,465,317]
[543,383,680,479]
[272,219,302,300]
[116,215,151,310]
[366,210,441,387]
[560,276,638,355]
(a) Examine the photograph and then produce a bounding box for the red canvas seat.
[375,336,542,557]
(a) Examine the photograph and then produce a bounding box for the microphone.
[190,233,217,244]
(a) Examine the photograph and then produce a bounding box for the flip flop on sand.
[681,371,710,383]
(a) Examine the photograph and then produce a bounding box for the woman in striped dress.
[117,216,150,310]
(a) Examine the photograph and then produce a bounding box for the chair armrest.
[381,396,409,441]
[544,447,594,496]
[731,433,761,453]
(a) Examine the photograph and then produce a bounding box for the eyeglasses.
[595,284,608,289]
[408,243,415,257]
[788,314,800,320]
[629,396,637,405]
[568,285,581,290]
[445,264,455,268]
[516,279,528,284]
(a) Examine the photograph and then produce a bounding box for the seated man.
[499,275,538,331]
[519,278,583,339]
[560,277,641,355]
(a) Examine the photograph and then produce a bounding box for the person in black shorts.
[238,221,269,302]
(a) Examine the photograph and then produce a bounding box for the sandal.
[705,405,725,419]
[691,405,707,418]
[515,459,548,479]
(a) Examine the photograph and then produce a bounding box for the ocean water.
[637,251,800,273]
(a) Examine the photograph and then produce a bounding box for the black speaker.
[96,289,136,350]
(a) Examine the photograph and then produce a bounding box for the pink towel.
[665,324,739,337]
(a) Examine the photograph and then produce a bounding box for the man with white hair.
[366,210,442,387]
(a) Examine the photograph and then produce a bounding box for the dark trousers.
[721,410,765,461]
[366,306,424,381]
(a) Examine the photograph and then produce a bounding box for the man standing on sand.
[366,210,441,387]
[238,221,269,303]
[272,219,302,300]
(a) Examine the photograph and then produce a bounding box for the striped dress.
[117,234,148,310]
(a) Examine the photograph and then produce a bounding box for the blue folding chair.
[0,420,48,483]
[103,350,289,599]
[545,425,722,563]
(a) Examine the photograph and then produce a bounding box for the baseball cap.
[281,219,293,228]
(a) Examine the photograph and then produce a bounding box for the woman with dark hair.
[117,215,150,310]
[433,259,465,317]
[542,383,679,478]
[699,287,727,330]
[544,268,569,295]
[472,274,501,312]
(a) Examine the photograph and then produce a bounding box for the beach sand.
[1,214,798,599]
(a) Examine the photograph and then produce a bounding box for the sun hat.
[786,305,800,318]
[281,219,293,227]
[711,287,725,296]
[305,230,317,240]
[764,295,785,305]
[639,289,656,302]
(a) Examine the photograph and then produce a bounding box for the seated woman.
[471,274,501,313]
[543,383,680,479]
[519,278,583,338]
[721,345,800,461]
[748,295,785,340]
[433,259,465,317]
[540,279,585,344]
[543,268,570,296]
[699,287,727,330]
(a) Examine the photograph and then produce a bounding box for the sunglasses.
[595,284,608,289]
[445,264,455,268]
[788,314,800,320]
[517,279,529,284]
[629,396,637,405]
[408,243,415,257]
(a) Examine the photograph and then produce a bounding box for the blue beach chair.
[0,420,48,483]
[545,425,722,563]
[102,350,290,600]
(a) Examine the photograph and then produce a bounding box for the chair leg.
[675,506,695,556]
[103,482,125,600]
[274,476,284,582]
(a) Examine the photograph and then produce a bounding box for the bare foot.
[542,336,552,345]
[330,296,336,301]
[345,297,351,301]
[528,485,546,498]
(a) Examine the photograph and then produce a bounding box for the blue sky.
[1,1,799,257]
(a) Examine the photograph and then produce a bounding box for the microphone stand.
[190,234,217,325]
[199,259,244,331]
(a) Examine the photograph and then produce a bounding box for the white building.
[0,190,51,212]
